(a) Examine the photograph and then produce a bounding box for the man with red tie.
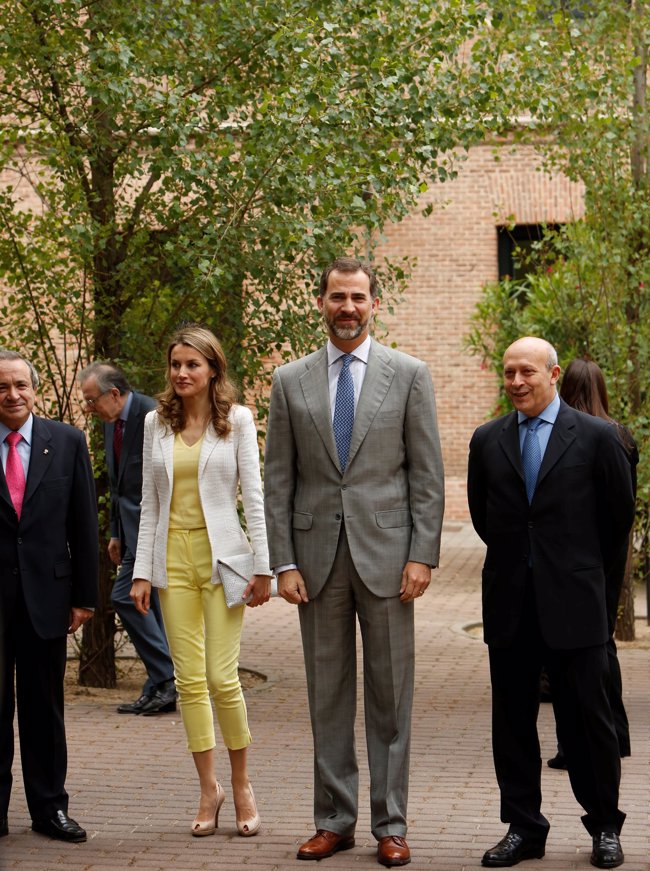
[79,362,175,715]
[0,350,98,842]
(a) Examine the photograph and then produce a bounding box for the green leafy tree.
[0,0,506,684]
[467,0,650,639]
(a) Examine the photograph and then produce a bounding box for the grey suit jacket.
[104,391,157,556]
[264,339,445,598]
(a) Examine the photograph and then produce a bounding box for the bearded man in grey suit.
[264,258,445,868]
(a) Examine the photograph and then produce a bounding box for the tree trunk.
[78,543,117,687]
[615,535,635,641]
[78,434,117,686]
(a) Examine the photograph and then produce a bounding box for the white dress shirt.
[326,335,371,420]
[275,337,371,576]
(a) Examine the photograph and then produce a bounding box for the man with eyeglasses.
[79,362,176,716]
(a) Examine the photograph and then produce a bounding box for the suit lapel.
[497,401,577,496]
[300,347,341,472]
[497,412,523,480]
[198,424,219,479]
[536,401,576,487]
[117,393,142,482]
[347,341,394,469]
[160,427,175,485]
[0,453,12,514]
[105,421,117,481]
[23,416,54,508]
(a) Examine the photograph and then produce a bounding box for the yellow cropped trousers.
[159,527,252,753]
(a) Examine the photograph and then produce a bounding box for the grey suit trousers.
[298,526,414,840]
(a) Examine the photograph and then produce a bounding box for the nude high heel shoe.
[235,784,261,837]
[191,782,225,837]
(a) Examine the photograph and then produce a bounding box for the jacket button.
[341,485,347,491]
[528,522,534,529]
[12,568,18,575]
[17,537,22,545]
[335,513,341,520]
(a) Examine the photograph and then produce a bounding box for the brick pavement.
[2,523,648,870]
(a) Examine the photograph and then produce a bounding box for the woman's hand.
[130,579,152,615]
[244,574,273,607]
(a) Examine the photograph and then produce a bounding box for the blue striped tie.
[522,417,542,503]
[333,354,355,471]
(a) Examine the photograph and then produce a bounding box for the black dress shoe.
[0,816,7,837]
[482,832,545,867]
[547,752,568,770]
[140,680,177,715]
[32,810,86,842]
[591,832,624,869]
[116,692,152,714]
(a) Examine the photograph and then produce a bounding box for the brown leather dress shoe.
[297,829,355,860]
[377,835,411,867]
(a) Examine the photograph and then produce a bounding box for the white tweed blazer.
[133,405,271,588]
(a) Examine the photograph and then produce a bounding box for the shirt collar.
[121,390,133,422]
[0,413,34,445]
[517,392,561,426]
[327,335,371,367]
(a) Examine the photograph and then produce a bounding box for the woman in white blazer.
[131,324,272,838]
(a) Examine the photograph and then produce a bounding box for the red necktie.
[5,431,26,519]
[113,418,124,466]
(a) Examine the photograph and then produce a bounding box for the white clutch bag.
[216,553,277,608]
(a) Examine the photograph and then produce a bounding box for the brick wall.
[1,143,584,520]
[375,143,584,520]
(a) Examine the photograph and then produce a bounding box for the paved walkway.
[2,524,649,870]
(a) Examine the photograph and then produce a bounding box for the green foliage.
[467,220,650,585]
[0,1,515,681]
[0,0,505,421]
[466,0,650,599]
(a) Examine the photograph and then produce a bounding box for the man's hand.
[130,579,152,615]
[108,537,122,566]
[68,607,93,634]
[244,574,273,607]
[399,560,432,602]
[278,569,309,605]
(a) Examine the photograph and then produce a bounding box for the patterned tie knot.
[333,353,355,472]
[341,353,353,370]
[527,417,541,432]
[5,431,22,447]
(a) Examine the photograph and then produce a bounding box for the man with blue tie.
[0,350,98,842]
[467,337,635,869]
[264,258,445,867]
[79,363,176,715]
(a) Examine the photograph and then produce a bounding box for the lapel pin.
[43,449,49,454]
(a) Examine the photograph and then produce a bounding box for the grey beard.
[331,322,363,341]
[326,315,372,341]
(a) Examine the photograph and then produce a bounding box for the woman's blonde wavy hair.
[157,323,238,437]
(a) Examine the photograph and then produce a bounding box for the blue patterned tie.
[333,353,355,471]
[522,417,542,503]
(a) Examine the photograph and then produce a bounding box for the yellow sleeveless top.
[169,432,206,529]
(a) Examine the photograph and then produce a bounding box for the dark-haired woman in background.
[548,357,638,767]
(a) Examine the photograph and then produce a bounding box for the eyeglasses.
[83,390,111,408]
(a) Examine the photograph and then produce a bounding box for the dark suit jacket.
[467,399,635,650]
[104,392,156,557]
[0,416,98,639]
